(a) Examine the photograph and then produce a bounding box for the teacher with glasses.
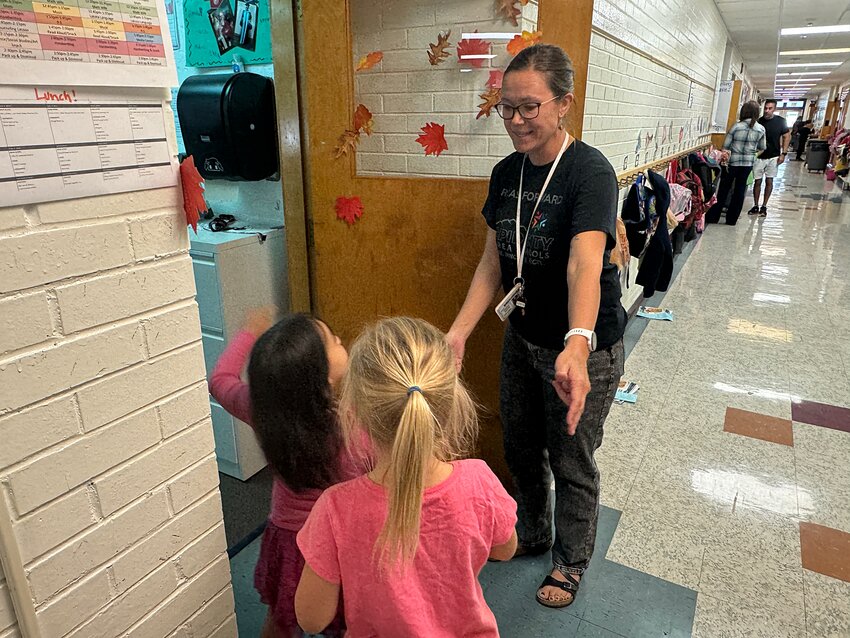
[447,44,626,609]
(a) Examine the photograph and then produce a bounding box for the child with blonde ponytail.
[295,317,518,637]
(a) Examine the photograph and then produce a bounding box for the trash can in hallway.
[806,140,829,173]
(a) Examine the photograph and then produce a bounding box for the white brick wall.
[352,0,538,178]
[586,0,740,310]
[0,96,233,636]
[0,564,16,638]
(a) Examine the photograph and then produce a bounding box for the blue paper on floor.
[615,380,639,404]
[637,306,674,321]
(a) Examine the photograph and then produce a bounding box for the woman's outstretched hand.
[445,330,466,373]
[552,343,591,436]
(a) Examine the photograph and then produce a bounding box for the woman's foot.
[747,205,760,215]
[759,206,768,217]
[535,566,582,608]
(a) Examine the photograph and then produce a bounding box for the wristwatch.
[564,328,597,352]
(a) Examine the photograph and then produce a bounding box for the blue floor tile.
[482,506,696,638]
[230,536,267,637]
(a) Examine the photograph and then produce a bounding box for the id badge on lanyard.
[495,132,571,321]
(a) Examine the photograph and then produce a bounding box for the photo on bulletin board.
[184,0,271,66]
[234,0,258,51]
[208,1,237,55]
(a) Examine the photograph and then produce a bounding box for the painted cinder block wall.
[0,96,236,637]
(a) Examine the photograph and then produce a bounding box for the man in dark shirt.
[748,99,790,218]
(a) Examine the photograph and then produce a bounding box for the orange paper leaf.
[335,196,364,226]
[495,0,521,26]
[507,30,542,56]
[477,87,502,119]
[486,69,504,89]
[428,30,452,65]
[179,155,207,233]
[333,130,360,159]
[356,51,383,72]
[353,104,374,136]
[457,33,490,68]
[416,122,448,157]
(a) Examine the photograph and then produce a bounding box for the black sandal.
[535,565,583,609]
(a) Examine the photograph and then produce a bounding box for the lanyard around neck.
[515,132,571,284]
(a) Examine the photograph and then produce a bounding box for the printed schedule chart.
[0,0,166,66]
[0,93,176,205]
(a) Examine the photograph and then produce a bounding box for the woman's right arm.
[446,228,502,370]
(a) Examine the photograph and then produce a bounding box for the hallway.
[595,160,850,637]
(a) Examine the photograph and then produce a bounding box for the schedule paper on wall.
[0,0,176,87]
[0,85,177,206]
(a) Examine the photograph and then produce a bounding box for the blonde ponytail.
[340,317,478,570]
[379,391,434,565]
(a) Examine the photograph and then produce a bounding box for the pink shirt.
[297,459,518,637]
[208,330,366,531]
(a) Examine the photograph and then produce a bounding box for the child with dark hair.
[209,308,364,637]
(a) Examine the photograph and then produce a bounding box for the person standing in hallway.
[748,99,790,218]
[706,100,766,226]
[446,44,626,609]
[794,120,814,161]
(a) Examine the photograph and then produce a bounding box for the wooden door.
[274,0,594,479]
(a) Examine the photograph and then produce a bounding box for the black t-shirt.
[482,140,627,351]
[758,115,790,159]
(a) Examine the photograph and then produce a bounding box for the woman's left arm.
[553,231,607,435]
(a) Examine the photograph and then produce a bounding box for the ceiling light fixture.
[781,25,850,36]
[775,71,831,75]
[779,47,850,55]
[776,62,843,68]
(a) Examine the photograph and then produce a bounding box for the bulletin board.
[183,0,271,67]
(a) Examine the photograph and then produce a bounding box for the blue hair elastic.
[407,386,422,396]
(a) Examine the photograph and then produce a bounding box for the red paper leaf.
[477,88,502,119]
[179,155,207,233]
[335,196,364,226]
[416,122,448,156]
[356,51,383,72]
[486,69,504,89]
[495,0,521,26]
[507,30,542,56]
[457,34,490,68]
[353,104,374,135]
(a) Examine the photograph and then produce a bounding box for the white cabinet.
[190,226,288,480]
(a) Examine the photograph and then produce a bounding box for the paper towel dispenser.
[177,72,279,181]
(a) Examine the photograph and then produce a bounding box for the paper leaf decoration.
[333,130,360,159]
[179,155,206,233]
[356,51,383,72]
[335,196,364,226]
[353,104,374,136]
[416,122,448,156]
[507,30,542,56]
[477,88,501,119]
[495,0,521,26]
[486,69,504,89]
[428,30,452,66]
[457,34,490,68]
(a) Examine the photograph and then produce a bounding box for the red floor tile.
[723,407,794,446]
[800,522,850,583]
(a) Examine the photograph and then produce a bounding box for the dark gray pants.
[500,325,624,569]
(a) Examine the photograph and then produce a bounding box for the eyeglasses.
[495,95,563,120]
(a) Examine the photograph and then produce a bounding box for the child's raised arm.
[208,306,276,424]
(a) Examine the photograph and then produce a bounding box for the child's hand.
[245,306,277,337]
